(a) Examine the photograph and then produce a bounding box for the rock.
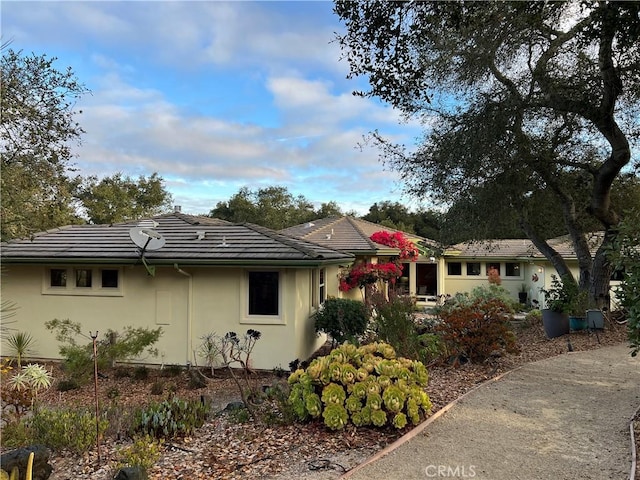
[113,466,147,480]
[224,401,245,411]
[0,445,52,480]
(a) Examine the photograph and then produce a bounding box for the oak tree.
[335,0,639,306]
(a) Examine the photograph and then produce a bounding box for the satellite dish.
[129,227,166,251]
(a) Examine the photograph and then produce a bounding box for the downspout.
[174,264,193,366]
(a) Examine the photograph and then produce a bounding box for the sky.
[2,0,426,216]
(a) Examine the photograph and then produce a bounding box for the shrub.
[525,309,542,326]
[45,319,163,380]
[30,407,108,453]
[314,297,369,346]
[56,378,80,392]
[0,418,34,449]
[287,342,431,430]
[132,366,149,381]
[371,293,440,363]
[435,298,519,364]
[150,381,164,395]
[161,364,183,377]
[135,397,210,439]
[116,435,163,473]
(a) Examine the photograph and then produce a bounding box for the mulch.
[2,317,631,480]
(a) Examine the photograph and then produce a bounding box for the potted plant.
[518,284,528,305]
[567,289,591,331]
[540,275,571,338]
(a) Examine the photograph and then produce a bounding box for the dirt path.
[343,345,640,480]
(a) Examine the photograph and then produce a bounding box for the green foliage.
[370,293,440,363]
[314,297,369,345]
[116,435,163,473]
[209,185,344,230]
[525,309,542,326]
[0,417,33,449]
[132,366,150,381]
[78,172,173,225]
[135,397,211,439]
[30,407,108,453]
[287,342,431,430]
[435,298,519,364]
[161,364,183,378]
[541,275,580,314]
[1,49,88,241]
[335,1,637,309]
[4,332,35,367]
[45,319,163,380]
[3,364,54,419]
[608,207,640,356]
[56,378,80,392]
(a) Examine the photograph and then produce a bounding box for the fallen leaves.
[7,320,629,480]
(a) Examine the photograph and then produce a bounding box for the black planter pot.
[541,309,570,338]
[518,292,528,304]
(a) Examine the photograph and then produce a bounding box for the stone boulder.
[0,445,52,480]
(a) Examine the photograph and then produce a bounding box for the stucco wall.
[2,263,335,370]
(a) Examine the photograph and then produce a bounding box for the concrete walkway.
[342,345,640,480]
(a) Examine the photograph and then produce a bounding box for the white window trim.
[240,269,284,325]
[42,266,124,297]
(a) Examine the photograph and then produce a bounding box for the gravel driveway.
[342,345,640,480]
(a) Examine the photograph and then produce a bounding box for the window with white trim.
[318,268,326,306]
[447,262,462,276]
[505,262,521,277]
[467,262,481,276]
[248,271,279,316]
[44,267,123,296]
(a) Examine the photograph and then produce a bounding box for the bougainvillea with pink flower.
[339,261,404,292]
[370,231,420,260]
[338,231,420,292]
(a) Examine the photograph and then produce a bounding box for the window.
[102,269,119,288]
[447,262,462,276]
[467,262,481,276]
[50,269,67,287]
[505,262,521,277]
[319,268,326,305]
[486,263,501,275]
[248,271,279,316]
[75,269,92,288]
[44,267,123,296]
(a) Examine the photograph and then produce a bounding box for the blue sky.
[2,1,425,216]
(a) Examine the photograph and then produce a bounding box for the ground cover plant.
[288,342,431,430]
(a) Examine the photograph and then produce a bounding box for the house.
[283,217,614,310]
[442,233,616,309]
[0,212,354,370]
[281,216,441,303]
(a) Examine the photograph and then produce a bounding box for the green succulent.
[382,385,406,413]
[322,403,349,430]
[345,394,362,413]
[321,383,346,405]
[392,412,408,429]
[341,364,357,384]
[371,409,387,427]
[305,392,322,418]
[366,392,383,411]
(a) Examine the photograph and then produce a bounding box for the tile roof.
[0,213,354,265]
[281,216,437,254]
[447,232,605,259]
